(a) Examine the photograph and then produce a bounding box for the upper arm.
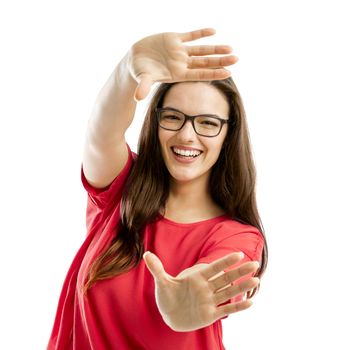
[82,135,129,189]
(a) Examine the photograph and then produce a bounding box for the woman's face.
[158,82,230,185]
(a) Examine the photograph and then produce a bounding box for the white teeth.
[172,147,201,157]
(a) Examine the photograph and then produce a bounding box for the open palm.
[143,251,259,332]
[128,28,239,101]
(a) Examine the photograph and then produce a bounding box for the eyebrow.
[161,106,227,120]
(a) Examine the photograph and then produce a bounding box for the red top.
[47,143,264,350]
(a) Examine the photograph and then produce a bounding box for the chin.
[171,175,196,183]
[168,170,193,182]
[169,168,209,184]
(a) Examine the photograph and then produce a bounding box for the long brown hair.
[84,77,268,298]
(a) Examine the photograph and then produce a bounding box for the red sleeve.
[195,221,264,318]
[81,143,136,230]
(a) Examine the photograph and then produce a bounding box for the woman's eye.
[202,120,219,127]
[164,115,180,120]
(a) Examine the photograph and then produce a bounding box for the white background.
[1,0,349,349]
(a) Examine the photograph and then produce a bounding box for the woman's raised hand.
[143,251,259,332]
[127,28,239,101]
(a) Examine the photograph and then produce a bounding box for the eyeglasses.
[156,107,232,137]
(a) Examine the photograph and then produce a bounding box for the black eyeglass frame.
[156,107,233,137]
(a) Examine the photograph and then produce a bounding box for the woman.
[48,28,268,350]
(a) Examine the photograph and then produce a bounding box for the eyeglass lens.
[159,110,221,136]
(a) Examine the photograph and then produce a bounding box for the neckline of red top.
[156,213,230,227]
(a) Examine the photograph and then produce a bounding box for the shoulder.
[212,217,262,238]
[207,218,265,257]
[196,217,264,264]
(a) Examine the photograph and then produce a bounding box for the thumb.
[134,73,152,101]
[143,251,167,283]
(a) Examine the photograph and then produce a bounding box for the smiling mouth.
[171,147,203,158]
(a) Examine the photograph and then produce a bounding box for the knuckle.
[238,283,246,293]
[223,272,231,285]
[225,288,232,298]
[212,263,222,275]
[210,281,218,292]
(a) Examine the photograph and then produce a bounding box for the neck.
[169,179,210,204]
[163,173,224,221]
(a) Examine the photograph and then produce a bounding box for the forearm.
[87,52,138,146]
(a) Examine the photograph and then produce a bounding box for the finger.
[200,252,244,280]
[215,299,253,320]
[179,28,216,43]
[143,251,167,283]
[188,55,238,69]
[134,73,153,101]
[209,261,260,292]
[184,68,232,81]
[186,45,233,56]
[214,277,259,305]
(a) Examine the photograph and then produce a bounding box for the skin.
[143,251,260,332]
[130,28,238,101]
[158,82,229,223]
[145,82,260,332]
[128,27,260,332]
[85,26,259,333]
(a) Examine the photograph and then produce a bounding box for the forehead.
[162,82,229,116]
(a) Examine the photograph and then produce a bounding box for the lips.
[171,147,203,157]
[171,145,203,152]
[169,147,203,164]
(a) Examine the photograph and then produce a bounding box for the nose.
[176,120,196,140]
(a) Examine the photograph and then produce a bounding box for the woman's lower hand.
[143,251,259,332]
[128,28,239,101]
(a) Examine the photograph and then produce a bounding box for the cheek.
[158,129,167,147]
[217,129,229,151]
[207,135,226,155]
[158,129,173,156]
[158,127,172,140]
